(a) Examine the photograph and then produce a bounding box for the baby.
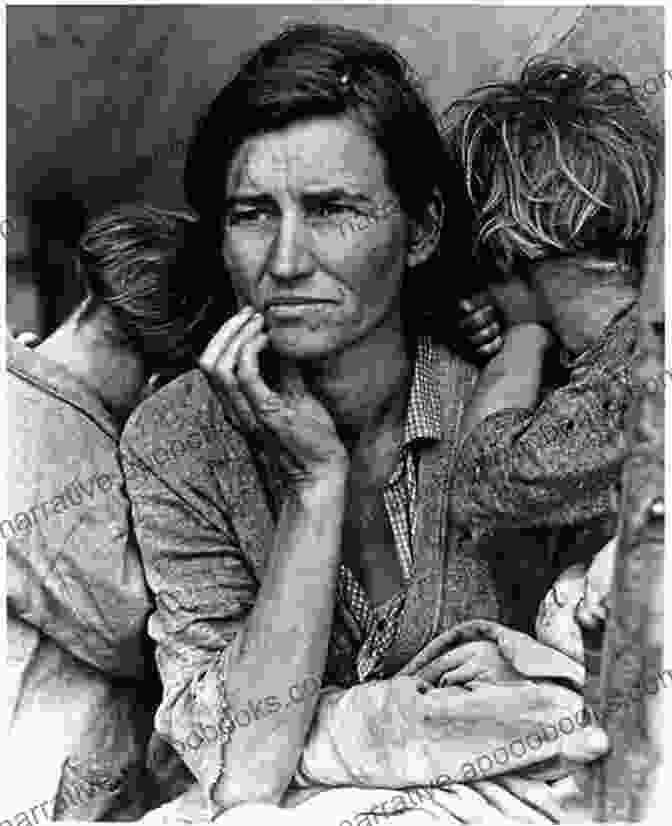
[444,58,661,666]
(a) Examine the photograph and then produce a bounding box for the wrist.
[294,464,349,507]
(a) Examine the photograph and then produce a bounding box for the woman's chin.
[267,327,341,361]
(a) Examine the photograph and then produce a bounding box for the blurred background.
[5,3,664,341]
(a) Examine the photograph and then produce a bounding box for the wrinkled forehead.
[225,116,390,197]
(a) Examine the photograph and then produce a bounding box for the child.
[444,58,661,542]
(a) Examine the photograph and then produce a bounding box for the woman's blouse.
[120,338,502,796]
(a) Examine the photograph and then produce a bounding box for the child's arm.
[451,304,638,532]
[460,323,552,444]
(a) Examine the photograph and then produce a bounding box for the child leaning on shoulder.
[444,57,661,539]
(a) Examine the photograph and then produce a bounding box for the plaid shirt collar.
[389,335,443,482]
[334,336,444,683]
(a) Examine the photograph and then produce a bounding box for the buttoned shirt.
[120,338,504,806]
[337,337,443,681]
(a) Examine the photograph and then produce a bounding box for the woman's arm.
[124,309,350,813]
[198,310,351,811]
[217,472,347,809]
[122,424,347,813]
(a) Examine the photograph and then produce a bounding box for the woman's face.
[221,116,409,360]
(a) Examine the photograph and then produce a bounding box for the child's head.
[444,58,661,279]
[75,204,231,373]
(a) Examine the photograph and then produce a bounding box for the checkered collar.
[387,336,442,482]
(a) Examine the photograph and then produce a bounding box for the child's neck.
[529,254,638,354]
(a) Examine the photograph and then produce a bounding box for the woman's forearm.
[211,466,348,810]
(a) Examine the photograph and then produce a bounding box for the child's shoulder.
[566,299,639,382]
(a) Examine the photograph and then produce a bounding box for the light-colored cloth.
[296,619,586,788]
[5,336,156,821]
[138,619,598,824]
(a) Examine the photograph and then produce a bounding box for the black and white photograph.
[3,3,666,823]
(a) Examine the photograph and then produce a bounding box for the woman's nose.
[268,213,313,281]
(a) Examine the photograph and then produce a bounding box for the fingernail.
[460,299,475,312]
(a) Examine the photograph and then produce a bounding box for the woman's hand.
[414,641,521,688]
[300,674,608,789]
[199,306,349,488]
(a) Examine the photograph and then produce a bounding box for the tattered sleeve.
[120,423,260,805]
[451,309,638,532]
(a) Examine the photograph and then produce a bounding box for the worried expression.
[220,116,411,359]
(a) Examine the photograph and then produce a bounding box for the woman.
[121,25,607,820]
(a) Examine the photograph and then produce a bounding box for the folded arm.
[296,621,604,790]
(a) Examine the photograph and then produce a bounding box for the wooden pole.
[592,172,666,820]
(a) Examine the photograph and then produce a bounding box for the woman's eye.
[226,207,276,227]
[306,203,358,226]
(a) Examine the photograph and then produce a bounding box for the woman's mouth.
[264,299,336,319]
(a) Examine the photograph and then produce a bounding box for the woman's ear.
[407,187,445,268]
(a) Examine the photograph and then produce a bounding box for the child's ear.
[407,187,445,269]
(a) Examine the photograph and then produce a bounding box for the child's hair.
[76,204,232,370]
[443,57,662,274]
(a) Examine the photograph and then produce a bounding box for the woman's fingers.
[417,648,473,684]
[438,662,482,687]
[198,308,266,431]
[235,332,281,421]
[220,315,266,376]
[199,306,256,371]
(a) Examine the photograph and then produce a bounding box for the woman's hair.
[183,23,474,334]
[443,57,662,275]
[76,204,232,370]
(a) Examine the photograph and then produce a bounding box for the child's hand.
[416,640,520,687]
[489,276,551,327]
[457,291,504,359]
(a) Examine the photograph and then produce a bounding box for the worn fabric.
[296,619,586,788]
[5,336,156,821]
[337,336,444,682]
[451,302,638,534]
[120,339,503,804]
[137,619,593,824]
